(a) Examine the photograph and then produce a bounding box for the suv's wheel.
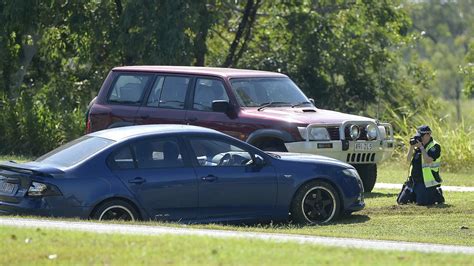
[291,181,340,224]
[257,139,287,152]
[92,199,139,221]
[355,164,377,192]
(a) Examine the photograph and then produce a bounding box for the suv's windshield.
[36,136,115,167]
[230,77,311,108]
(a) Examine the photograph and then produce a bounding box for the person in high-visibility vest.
[406,125,444,205]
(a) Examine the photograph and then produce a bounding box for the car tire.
[92,199,139,221]
[355,164,377,192]
[258,139,287,152]
[290,181,340,224]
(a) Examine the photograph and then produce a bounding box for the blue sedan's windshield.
[36,136,115,167]
[230,77,311,107]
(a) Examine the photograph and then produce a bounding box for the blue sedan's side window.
[110,146,135,169]
[133,138,184,169]
[189,139,254,167]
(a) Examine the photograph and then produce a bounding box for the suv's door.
[135,75,191,126]
[104,73,154,128]
[186,136,278,221]
[185,78,244,140]
[109,136,198,221]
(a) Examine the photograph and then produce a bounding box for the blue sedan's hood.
[268,152,352,168]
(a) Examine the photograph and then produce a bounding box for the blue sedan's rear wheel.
[291,181,340,224]
[92,200,139,221]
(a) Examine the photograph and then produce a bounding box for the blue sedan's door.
[188,138,278,220]
[110,137,198,221]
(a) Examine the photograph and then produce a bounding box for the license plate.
[355,143,373,151]
[0,181,16,194]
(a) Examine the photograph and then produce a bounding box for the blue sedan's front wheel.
[291,181,340,224]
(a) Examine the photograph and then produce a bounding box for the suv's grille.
[346,153,376,163]
[327,127,340,140]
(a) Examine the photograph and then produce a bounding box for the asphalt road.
[1,217,473,255]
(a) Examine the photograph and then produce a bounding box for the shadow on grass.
[364,191,398,199]
[336,214,370,225]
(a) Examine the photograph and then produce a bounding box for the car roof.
[112,65,288,79]
[88,124,221,142]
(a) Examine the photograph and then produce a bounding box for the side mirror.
[212,100,230,113]
[252,155,266,167]
[309,98,315,106]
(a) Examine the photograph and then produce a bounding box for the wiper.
[291,101,312,108]
[257,101,291,111]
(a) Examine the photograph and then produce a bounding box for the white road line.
[375,183,474,192]
[1,217,473,255]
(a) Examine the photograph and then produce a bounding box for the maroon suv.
[87,66,394,191]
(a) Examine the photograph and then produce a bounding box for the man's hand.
[414,141,422,148]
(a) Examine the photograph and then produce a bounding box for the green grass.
[150,188,473,246]
[0,155,32,162]
[1,226,472,265]
[4,188,473,247]
[378,161,474,187]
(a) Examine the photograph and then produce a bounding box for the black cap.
[415,125,432,136]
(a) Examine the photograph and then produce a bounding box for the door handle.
[188,117,198,122]
[201,175,217,182]
[128,177,146,184]
[140,115,149,119]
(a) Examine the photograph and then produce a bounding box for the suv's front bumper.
[285,121,395,164]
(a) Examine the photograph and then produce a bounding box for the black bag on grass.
[397,178,415,205]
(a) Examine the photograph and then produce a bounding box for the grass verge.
[378,161,474,187]
[1,225,473,265]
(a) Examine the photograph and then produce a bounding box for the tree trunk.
[222,0,255,68]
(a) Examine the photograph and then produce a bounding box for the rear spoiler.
[0,161,64,177]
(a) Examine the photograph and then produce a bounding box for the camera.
[409,136,422,145]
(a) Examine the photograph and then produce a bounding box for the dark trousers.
[413,182,442,205]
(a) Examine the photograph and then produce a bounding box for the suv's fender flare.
[108,121,135,129]
[246,129,295,144]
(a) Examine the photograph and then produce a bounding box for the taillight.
[28,181,62,197]
[85,116,91,134]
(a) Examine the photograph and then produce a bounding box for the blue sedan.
[0,125,364,224]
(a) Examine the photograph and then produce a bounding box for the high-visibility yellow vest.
[421,139,442,188]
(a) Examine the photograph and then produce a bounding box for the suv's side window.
[108,74,151,104]
[147,76,189,109]
[193,78,229,111]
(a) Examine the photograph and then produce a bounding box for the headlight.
[28,181,62,197]
[366,124,377,140]
[298,127,330,141]
[342,168,360,178]
[378,125,387,140]
[349,125,360,140]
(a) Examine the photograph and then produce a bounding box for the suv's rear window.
[108,74,151,104]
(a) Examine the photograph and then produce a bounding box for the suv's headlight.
[366,124,377,140]
[349,124,360,140]
[298,127,330,141]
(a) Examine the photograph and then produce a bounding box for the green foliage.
[0,0,466,162]
[403,0,474,100]
[385,99,474,172]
